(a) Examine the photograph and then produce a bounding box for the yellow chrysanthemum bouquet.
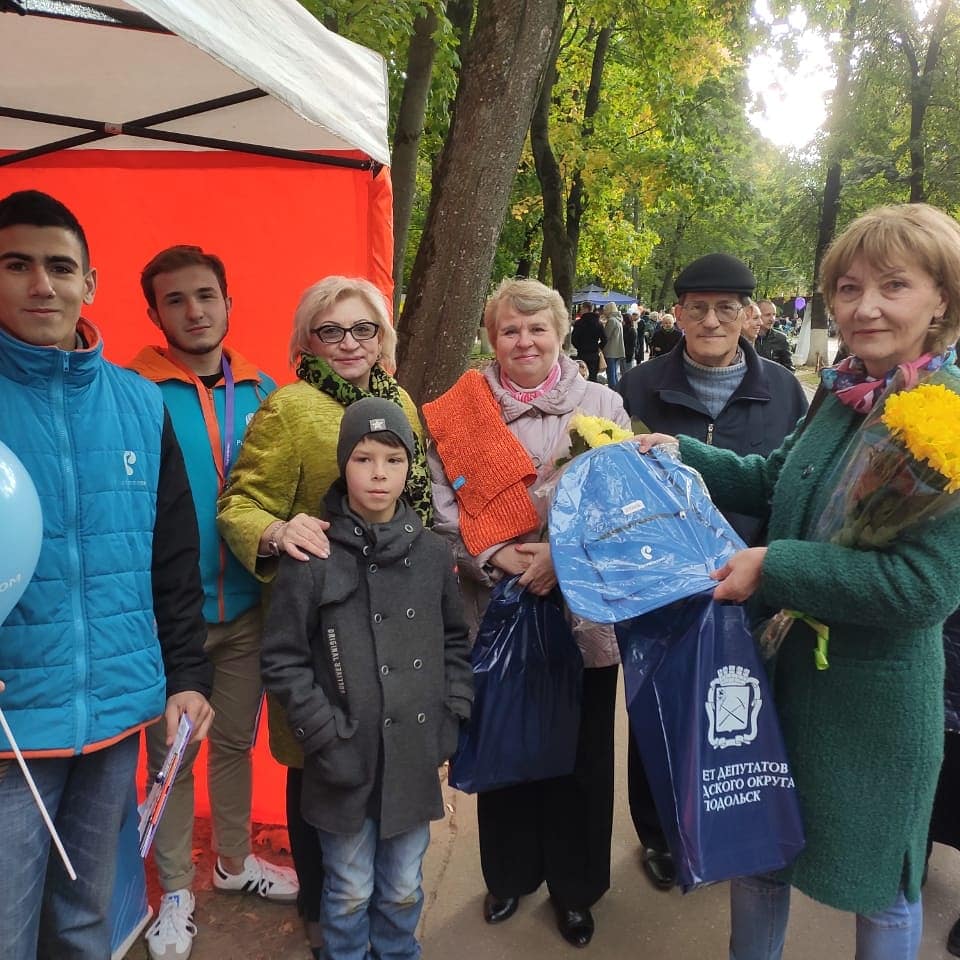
[555,412,634,468]
[815,380,960,549]
[762,369,960,668]
[536,412,633,515]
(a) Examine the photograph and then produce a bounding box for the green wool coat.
[216,379,424,767]
[679,389,960,915]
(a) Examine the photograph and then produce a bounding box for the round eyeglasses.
[682,301,743,324]
[310,321,381,344]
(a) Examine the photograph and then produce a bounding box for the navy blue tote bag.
[449,577,584,794]
[616,594,805,891]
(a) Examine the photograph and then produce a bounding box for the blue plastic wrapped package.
[549,442,744,624]
[449,577,584,794]
[616,594,805,891]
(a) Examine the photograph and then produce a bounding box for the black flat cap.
[674,253,756,297]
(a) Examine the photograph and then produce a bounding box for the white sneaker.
[212,853,299,903]
[145,888,197,960]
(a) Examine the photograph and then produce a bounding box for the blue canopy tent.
[573,284,635,306]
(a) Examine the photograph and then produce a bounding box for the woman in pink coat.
[426,278,630,949]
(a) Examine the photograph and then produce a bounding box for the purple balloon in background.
[0,441,43,626]
[795,297,806,311]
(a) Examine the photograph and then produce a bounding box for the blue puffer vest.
[0,322,167,756]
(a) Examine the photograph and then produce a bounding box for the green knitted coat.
[679,390,960,915]
[217,379,425,767]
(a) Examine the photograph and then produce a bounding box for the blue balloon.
[0,441,43,626]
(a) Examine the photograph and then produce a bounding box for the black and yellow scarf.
[296,354,433,524]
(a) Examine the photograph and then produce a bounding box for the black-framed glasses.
[683,301,743,324]
[310,321,380,344]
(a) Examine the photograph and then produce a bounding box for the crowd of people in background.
[572,291,800,384]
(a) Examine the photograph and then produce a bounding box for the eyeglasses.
[682,301,743,324]
[310,321,380,344]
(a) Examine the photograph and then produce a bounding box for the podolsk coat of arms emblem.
[706,666,762,748]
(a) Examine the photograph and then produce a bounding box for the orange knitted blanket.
[423,370,540,556]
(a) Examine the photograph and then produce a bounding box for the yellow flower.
[881,384,960,492]
[569,412,633,450]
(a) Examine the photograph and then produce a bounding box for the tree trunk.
[530,25,573,306]
[898,0,953,204]
[396,0,564,403]
[655,213,688,308]
[565,25,612,273]
[392,8,441,317]
[800,0,859,366]
[531,22,611,309]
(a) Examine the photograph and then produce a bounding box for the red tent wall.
[2,150,393,823]
[1,150,395,384]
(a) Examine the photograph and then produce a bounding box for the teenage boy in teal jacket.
[0,191,213,960]
[131,246,294,960]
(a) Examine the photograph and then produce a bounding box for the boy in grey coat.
[261,397,472,960]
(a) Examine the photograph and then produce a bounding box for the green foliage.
[304,0,960,315]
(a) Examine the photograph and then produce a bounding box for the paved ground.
[130,682,960,959]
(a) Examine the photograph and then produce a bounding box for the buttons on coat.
[354,525,363,536]
[417,712,426,724]
[403,558,411,567]
[383,718,392,728]
[413,658,423,670]
[369,563,378,573]
[801,465,815,478]
[373,613,383,624]
[380,664,389,676]
[406,608,416,619]
[362,545,371,556]
[404,523,414,533]
[294,727,305,739]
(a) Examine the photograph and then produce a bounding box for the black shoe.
[554,905,594,948]
[948,915,960,957]
[641,846,676,890]
[483,893,520,924]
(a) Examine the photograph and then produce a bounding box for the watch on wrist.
[268,523,283,557]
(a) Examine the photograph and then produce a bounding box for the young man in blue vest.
[0,190,214,960]
[131,246,296,960]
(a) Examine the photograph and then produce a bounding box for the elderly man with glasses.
[617,253,808,891]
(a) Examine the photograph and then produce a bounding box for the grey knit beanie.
[336,397,416,476]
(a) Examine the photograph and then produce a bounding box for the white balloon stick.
[0,705,77,881]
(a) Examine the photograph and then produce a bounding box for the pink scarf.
[498,361,562,403]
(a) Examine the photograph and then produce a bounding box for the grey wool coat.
[260,486,473,838]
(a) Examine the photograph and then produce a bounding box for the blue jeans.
[729,873,923,960]
[605,357,621,389]
[317,818,430,960]
[0,733,140,960]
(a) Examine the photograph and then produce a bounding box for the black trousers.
[580,352,601,382]
[627,721,668,851]
[477,664,618,910]
[930,730,960,851]
[286,766,324,922]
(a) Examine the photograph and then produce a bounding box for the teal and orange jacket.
[130,345,276,624]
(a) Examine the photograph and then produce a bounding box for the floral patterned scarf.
[820,347,956,414]
[296,353,433,524]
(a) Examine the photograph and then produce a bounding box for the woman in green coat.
[639,203,960,959]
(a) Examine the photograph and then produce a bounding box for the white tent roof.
[0,0,391,166]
